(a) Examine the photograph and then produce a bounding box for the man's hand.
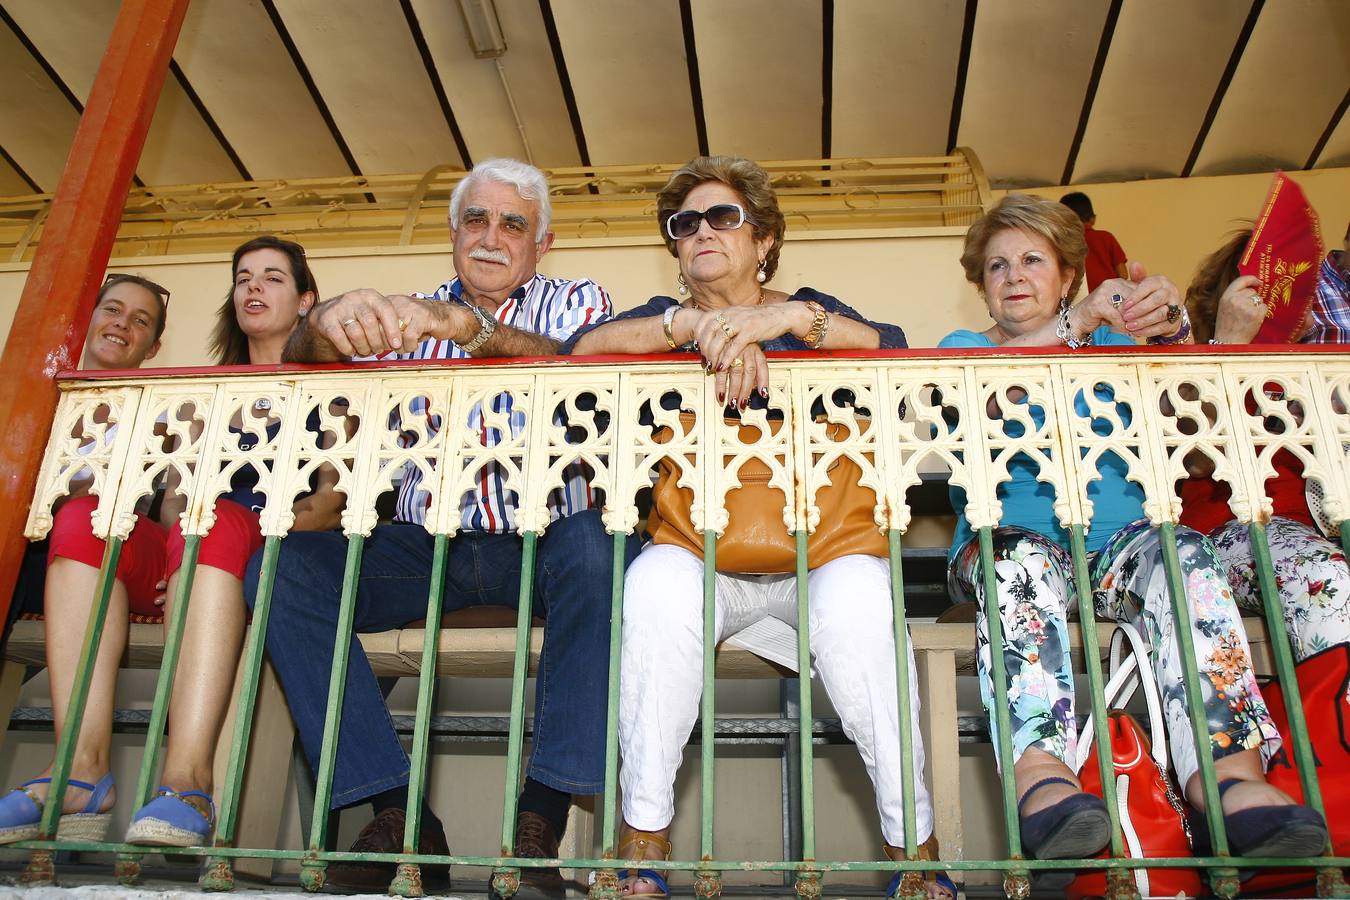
[286,290,472,361]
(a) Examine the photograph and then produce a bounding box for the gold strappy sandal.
[884,835,957,899]
[616,828,672,898]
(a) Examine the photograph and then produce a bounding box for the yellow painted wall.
[2,166,1346,368]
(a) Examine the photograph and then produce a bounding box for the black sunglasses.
[102,272,171,313]
[665,203,753,241]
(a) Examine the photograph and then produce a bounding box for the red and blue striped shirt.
[385,273,612,531]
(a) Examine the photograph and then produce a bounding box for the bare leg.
[38,558,127,813]
[1013,745,1080,815]
[156,565,246,817]
[1185,747,1296,814]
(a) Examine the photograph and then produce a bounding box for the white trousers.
[618,545,934,847]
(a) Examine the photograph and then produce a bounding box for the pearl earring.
[756,260,767,284]
[677,273,688,295]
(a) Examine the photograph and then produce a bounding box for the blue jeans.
[244,510,637,810]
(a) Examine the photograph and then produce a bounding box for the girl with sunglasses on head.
[0,273,172,843]
[0,237,344,851]
[565,156,952,898]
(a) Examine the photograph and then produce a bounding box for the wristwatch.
[801,300,829,349]
[461,302,497,354]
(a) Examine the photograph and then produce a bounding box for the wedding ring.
[1250,293,1263,306]
[342,318,358,328]
[1165,304,1181,323]
[730,357,744,369]
[397,318,409,333]
[1110,293,1123,308]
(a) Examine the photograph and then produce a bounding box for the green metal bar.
[490,531,538,900]
[599,530,627,856]
[1157,522,1239,897]
[886,529,918,858]
[887,529,925,900]
[389,532,449,897]
[1248,521,1345,896]
[404,533,449,849]
[38,536,124,839]
[10,837,1349,872]
[793,529,816,863]
[699,528,717,863]
[976,527,1024,862]
[130,535,201,815]
[304,535,366,866]
[498,532,539,851]
[694,531,720,899]
[591,529,628,900]
[793,529,819,900]
[202,535,281,891]
[1068,525,1125,857]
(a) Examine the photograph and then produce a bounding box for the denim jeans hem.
[526,761,602,797]
[331,769,413,811]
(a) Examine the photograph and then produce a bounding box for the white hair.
[449,158,552,242]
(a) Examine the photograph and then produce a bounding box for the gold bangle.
[801,300,828,349]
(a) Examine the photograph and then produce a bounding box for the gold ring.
[397,318,409,333]
[342,318,358,328]
[730,357,744,369]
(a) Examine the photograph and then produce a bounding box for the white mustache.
[470,248,510,265]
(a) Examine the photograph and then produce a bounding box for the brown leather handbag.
[646,412,889,573]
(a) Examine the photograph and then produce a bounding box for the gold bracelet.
[662,304,679,349]
[802,300,828,349]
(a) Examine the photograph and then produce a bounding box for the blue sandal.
[125,785,215,847]
[1189,778,1328,859]
[0,773,114,844]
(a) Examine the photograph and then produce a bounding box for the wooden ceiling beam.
[1060,0,1122,186]
[167,59,250,181]
[400,0,471,170]
[538,0,590,168]
[946,0,977,154]
[1182,0,1264,178]
[1305,85,1349,170]
[259,0,365,186]
[678,0,709,157]
[0,141,39,194]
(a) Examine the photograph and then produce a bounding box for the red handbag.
[1237,643,1350,897]
[1067,624,1203,899]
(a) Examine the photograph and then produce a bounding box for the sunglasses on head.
[102,273,171,312]
[665,203,753,241]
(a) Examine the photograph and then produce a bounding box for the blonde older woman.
[941,194,1327,881]
[566,156,951,898]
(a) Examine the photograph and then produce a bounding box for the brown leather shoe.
[324,808,450,893]
[491,810,572,900]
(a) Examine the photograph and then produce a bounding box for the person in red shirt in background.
[1060,191,1127,292]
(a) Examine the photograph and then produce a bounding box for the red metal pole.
[0,0,190,627]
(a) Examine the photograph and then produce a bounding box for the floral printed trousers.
[949,520,1281,788]
[1210,516,1350,687]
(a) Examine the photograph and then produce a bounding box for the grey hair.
[449,158,553,242]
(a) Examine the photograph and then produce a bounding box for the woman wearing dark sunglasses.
[564,157,950,898]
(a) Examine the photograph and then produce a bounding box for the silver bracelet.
[1055,304,1091,349]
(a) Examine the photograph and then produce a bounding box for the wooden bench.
[0,614,1274,879]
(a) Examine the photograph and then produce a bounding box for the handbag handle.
[1075,622,1167,773]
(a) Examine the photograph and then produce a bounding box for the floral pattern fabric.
[1209,516,1350,675]
[950,520,1281,786]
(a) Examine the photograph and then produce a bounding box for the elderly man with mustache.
[256,158,633,897]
